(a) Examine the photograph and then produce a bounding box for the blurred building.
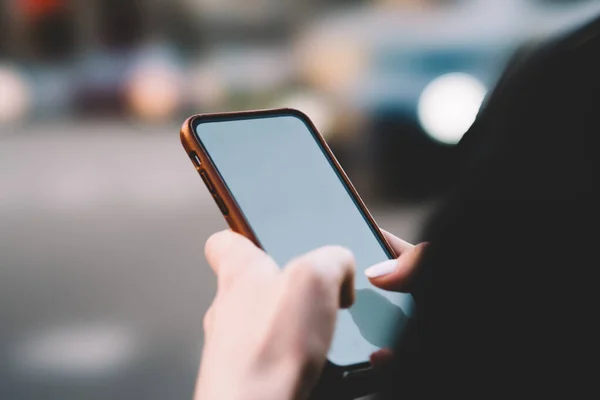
[0,0,370,60]
[2,0,598,193]
[1,0,157,60]
[0,0,371,122]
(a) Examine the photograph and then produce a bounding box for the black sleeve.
[377,14,600,399]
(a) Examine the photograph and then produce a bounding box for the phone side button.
[200,170,215,193]
[213,195,229,216]
[189,151,201,167]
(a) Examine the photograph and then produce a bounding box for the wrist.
[195,356,313,400]
[242,357,311,400]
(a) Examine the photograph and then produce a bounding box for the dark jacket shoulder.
[378,13,600,400]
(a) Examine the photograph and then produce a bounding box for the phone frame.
[180,108,398,381]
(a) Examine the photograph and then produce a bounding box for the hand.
[365,229,429,367]
[195,230,355,400]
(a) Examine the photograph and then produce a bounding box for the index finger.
[284,246,356,309]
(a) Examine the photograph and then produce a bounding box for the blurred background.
[1,0,598,398]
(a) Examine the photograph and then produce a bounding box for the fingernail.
[364,259,398,278]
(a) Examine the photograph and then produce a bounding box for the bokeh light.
[125,59,183,122]
[418,72,487,145]
[295,33,367,96]
[0,65,32,124]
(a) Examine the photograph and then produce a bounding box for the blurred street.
[2,0,597,398]
[0,122,431,399]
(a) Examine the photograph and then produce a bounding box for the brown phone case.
[180,108,397,260]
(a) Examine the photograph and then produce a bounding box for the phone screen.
[194,112,415,366]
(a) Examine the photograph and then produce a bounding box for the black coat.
[379,13,600,399]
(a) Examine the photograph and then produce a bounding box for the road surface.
[0,121,431,399]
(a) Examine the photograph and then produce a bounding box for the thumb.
[365,242,429,292]
[284,245,356,309]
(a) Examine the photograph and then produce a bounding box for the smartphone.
[181,109,415,374]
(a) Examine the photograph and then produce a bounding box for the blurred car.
[4,43,187,124]
[293,0,600,200]
[71,43,186,122]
